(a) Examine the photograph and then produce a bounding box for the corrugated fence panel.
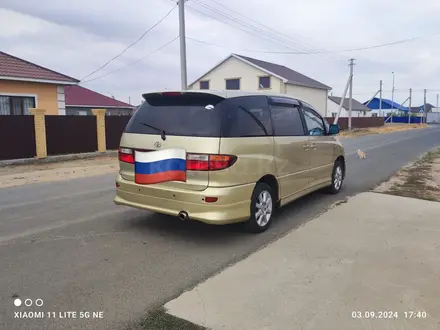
[105,116,131,150]
[326,117,384,129]
[0,115,36,160]
[385,116,423,124]
[45,116,98,155]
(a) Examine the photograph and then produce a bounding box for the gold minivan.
[114,90,345,232]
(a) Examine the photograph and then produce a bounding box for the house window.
[0,95,35,115]
[200,80,209,90]
[225,78,240,90]
[258,76,270,89]
[331,112,337,118]
[372,113,378,117]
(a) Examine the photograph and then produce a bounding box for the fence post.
[30,108,47,159]
[92,109,107,152]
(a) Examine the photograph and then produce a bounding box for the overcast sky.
[2,0,440,106]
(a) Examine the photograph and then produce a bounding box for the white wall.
[327,99,372,118]
[427,112,440,123]
[286,84,328,117]
[189,56,284,93]
[189,56,330,116]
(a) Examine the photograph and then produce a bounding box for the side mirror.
[328,124,340,135]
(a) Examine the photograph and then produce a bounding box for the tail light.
[119,147,134,164]
[186,154,237,171]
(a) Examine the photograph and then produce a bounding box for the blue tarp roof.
[364,97,409,111]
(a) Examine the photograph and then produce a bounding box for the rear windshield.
[125,93,224,137]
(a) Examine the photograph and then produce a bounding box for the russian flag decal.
[134,149,186,184]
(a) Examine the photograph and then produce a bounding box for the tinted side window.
[302,107,325,136]
[221,96,272,137]
[270,103,305,136]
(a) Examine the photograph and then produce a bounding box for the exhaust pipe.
[178,211,189,221]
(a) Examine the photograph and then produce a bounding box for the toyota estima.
[114,90,345,232]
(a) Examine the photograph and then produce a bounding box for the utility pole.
[348,58,355,130]
[390,72,395,123]
[333,73,351,125]
[379,80,383,117]
[178,0,188,90]
[437,93,439,108]
[408,88,412,124]
[423,88,427,124]
[129,96,131,105]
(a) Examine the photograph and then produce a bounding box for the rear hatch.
[119,91,225,191]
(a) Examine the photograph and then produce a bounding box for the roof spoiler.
[142,90,229,101]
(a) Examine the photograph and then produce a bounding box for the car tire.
[245,183,275,233]
[327,160,344,194]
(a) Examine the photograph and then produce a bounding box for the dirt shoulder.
[0,156,118,188]
[374,147,440,202]
[339,123,428,138]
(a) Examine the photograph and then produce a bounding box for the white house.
[327,96,372,118]
[188,53,331,116]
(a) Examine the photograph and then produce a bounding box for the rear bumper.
[113,175,254,224]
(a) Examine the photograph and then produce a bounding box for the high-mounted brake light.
[161,92,182,96]
[119,147,134,164]
[186,154,237,171]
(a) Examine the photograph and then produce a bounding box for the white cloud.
[2,0,440,106]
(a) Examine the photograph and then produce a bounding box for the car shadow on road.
[121,211,245,244]
[119,188,341,246]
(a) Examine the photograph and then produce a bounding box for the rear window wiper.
[140,122,166,140]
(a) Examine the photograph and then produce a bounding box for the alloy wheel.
[255,190,273,227]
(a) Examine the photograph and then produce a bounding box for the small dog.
[357,149,367,159]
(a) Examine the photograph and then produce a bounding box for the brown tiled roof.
[0,51,79,84]
[65,85,133,108]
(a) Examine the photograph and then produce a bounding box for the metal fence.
[325,117,384,130]
[105,116,131,150]
[385,116,424,124]
[0,116,36,160]
[0,115,389,162]
[45,116,98,155]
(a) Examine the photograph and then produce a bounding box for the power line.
[206,0,345,60]
[80,4,177,82]
[191,0,344,61]
[187,36,436,55]
[188,1,289,48]
[82,36,179,83]
[187,1,344,62]
[333,34,440,53]
[189,1,440,58]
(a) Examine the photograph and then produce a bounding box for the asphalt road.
[1,126,440,330]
